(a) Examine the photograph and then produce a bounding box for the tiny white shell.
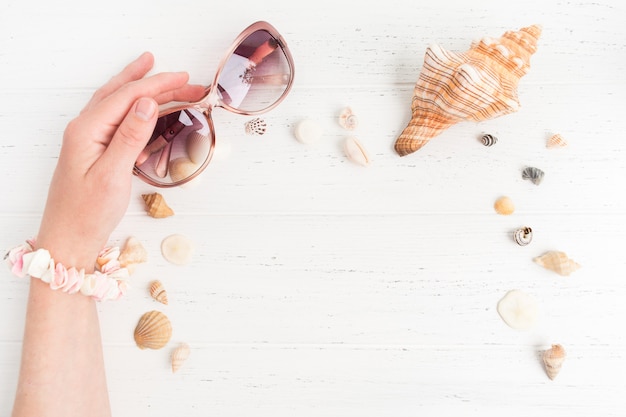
[338,107,358,130]
[171,342,191,373]
[343,136,371,166]
[294,118,323,144]
[161,234,195,265]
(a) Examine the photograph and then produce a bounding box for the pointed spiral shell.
[142,192,174,218]
[513,227,533,246]
[543,344,566,380]
[149,280,168,305]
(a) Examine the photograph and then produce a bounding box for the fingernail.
[135,97,156,121]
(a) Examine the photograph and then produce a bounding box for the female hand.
[36,52,205,268]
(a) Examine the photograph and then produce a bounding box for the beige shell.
[118,236,148,268]
[395,25,541,156]
[169,157,200,185]
[542,344,566,380]
[338,107,359,130]
[344,136,371,166]
[142,192,174,218]
[294,118,323,144]
[547,133,568,148]
[171,342,191,373]
[161,234,194,265]
[494,196,515,215]
[134,310,172,350]
[149,280,168,305]
[533,251,581,276]
[186,131,212,165]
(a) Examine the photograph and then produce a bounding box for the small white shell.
[343,136,371,166]
[244,118,267,135]
[338,107,358,130]
[171,342,191,373]
[186,131,211,165]
[294,118,323,144]
[161,234,195,265]
[497,289,539,330]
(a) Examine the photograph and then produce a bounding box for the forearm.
[12,257,111,417]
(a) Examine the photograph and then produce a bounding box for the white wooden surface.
[1,0,625,415]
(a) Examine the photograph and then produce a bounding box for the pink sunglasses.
[134,21,295,187]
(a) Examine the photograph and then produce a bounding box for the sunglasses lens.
[217,30,293,112]
[135,108,214,186]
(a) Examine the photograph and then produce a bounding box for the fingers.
[154,83,207,105]
[97,97,159,172]
[85,71,191,129]
[83,52,155,112]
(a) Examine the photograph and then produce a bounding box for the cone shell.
[118,236,148,268]
[542,344,566,380]
[142,192,174,218]
[534,251,580,276]
[395,25,541,156]
[494,196,515,215]
[134,310,172,350]
[149,280,168,305]
[547,133,568,148]
[171,342,191,373]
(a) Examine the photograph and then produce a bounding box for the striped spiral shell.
[522,166,544,185]
[481,134,498,146]
[513,227,533,246]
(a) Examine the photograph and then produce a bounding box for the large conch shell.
[533,251,580,276]
[395,25,542,156]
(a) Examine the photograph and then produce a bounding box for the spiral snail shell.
[480,134,498,146]
[513,227,533,246]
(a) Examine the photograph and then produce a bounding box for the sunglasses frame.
[133,21,295,187]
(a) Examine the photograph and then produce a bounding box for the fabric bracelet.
[5,239,129,302]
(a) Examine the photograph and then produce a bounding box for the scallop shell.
[149,280,168,305]
[169,157,200,185]
[522,166,544,185]
[186,131,212,165]
[547,133,568,148]
[338,107,359,130]
[294,118,323,144]
[494,196,515,215]
[344,136,371,166]
[533,251,581,276]
[161,234,194,265]
[480,134,498,146]
[542,344,566,380]
[513,227,533,246]
[134,310,172,350]
[244,118,267,136]
[118,236,148,268]
[142,192,174,218]
[395,25,541,156]
[171,342,191,373]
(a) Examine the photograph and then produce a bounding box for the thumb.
[103,97,158,171]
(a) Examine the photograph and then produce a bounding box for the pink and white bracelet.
[5,239,129,301]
